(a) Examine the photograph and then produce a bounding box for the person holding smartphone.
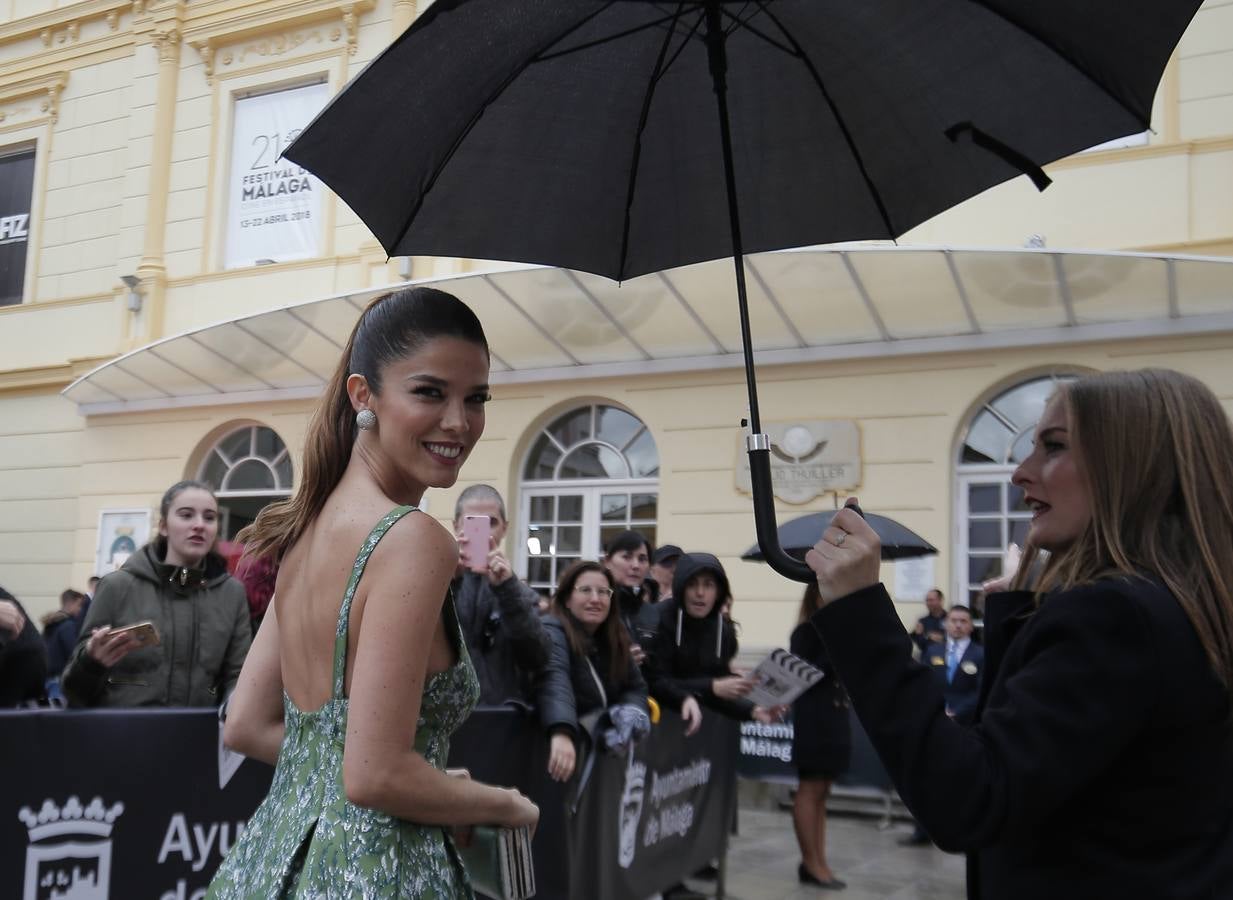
[452,484,550,706]
[62,480,251,708]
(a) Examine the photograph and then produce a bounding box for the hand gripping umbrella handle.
[748,435,815,583]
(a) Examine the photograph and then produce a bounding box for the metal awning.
[63,246,1233,415]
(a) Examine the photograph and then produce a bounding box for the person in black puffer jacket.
[602,530,659,667]
[646,553,782,729]
[537,560,648,784]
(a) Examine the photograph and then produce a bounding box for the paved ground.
[673,803,967,900]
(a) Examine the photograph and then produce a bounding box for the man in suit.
[900,605,985,846]
[910,587,948,656]
[927,605,984,726]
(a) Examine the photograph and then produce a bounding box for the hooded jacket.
[645,553,755,720]
[62,540,251,708]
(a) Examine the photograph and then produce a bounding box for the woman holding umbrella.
[806,369,1233,897]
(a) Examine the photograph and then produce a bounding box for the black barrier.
[736,708,895,791]
[0,705,737,900]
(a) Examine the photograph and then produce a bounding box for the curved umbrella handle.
[748,440,815,583]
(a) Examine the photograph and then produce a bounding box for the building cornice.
[1049,135,1233,170]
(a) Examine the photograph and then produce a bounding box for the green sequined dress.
[208,506,480,899]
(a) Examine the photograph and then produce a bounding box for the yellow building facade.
[2,0,1232,650]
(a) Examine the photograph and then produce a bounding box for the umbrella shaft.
[704,1,762,436]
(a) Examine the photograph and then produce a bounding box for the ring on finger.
[833,530,846,547]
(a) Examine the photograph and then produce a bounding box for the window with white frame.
[955,374,1077,608]
[518,404,659,594]
[197,425,293,541]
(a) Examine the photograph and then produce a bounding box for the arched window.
[517,404,659,594]
[197,425,293,541]
[955,374,1077,607]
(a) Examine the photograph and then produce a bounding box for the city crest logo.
[19,796,124,900]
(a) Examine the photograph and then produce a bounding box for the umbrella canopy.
[742,511,938,563]
[287,0,1199,281]
[286,0,1201,582]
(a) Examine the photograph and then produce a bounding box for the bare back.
[275,490,457,712]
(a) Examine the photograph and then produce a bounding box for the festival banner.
[0,148,35,306]
[223,83,328,269]
[570,714,739,900]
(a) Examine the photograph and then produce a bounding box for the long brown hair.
[552,560,630,685]
[797,581,822,626]
[1014,369,1233,692]
[239,287,489,560]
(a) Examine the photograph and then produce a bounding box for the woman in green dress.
[208,287,539,899]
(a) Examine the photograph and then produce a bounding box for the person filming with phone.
[62,480,251,708]
[452,484,550,706]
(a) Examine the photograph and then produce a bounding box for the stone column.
[392,0,418,38]
[132,25,181,346]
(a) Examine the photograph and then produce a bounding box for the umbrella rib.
[617,3,693,280]
[751,1,899,239]
[535,9,688,63]
[387,3,618,256]
[964,0,1150,127]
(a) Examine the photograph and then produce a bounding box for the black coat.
[536,615,647,738]
[789,622,850,779]
[451,571,550,706]
[812,577,1233,900]
[644,597,753,721]
[0,593,46,706]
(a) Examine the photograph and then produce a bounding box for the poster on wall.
[223,82,328,269]
[95,509,152,576]
[0,148,35,306]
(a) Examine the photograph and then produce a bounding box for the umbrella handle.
[748,440,815,584]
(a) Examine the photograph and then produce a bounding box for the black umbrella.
[286,0,1201,583]
[742,511,937,563]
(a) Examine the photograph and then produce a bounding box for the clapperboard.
[461,823,536,900]
[746,647,825,707]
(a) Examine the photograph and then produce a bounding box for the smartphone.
[110,620,161,648]
[461,515,492,572]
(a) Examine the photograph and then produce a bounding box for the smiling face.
[605,544,650,589]
[566,569,613,635]
[160,487,219,568]
[1012,395,1092,553]
[351,336,490,503]
[683,571,719,619]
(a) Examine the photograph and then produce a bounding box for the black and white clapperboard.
[746,648,824,707]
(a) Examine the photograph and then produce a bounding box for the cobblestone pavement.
[676,806,967,900]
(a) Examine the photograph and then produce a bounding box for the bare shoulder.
[362,509,458,596]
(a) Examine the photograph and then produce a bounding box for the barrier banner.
[0,708,273,900]
[569,713,739,900]
[0,706,737,900]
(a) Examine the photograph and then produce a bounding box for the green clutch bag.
[458,824,536,900]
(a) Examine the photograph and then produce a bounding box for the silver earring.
[356,409,377,431]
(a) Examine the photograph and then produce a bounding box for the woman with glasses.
[536,560,648,783]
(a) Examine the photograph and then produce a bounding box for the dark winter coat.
[42,613,80,677]
[0,590,47,706]
[645,553,753,720]
[615,580,659,651]
[813,577,1233,899]
[452,570,550,706]
[62,540,251,708]
[537,614,647,738]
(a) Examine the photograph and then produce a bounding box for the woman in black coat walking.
[790,583,850,890]
[806,369,1233,899]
